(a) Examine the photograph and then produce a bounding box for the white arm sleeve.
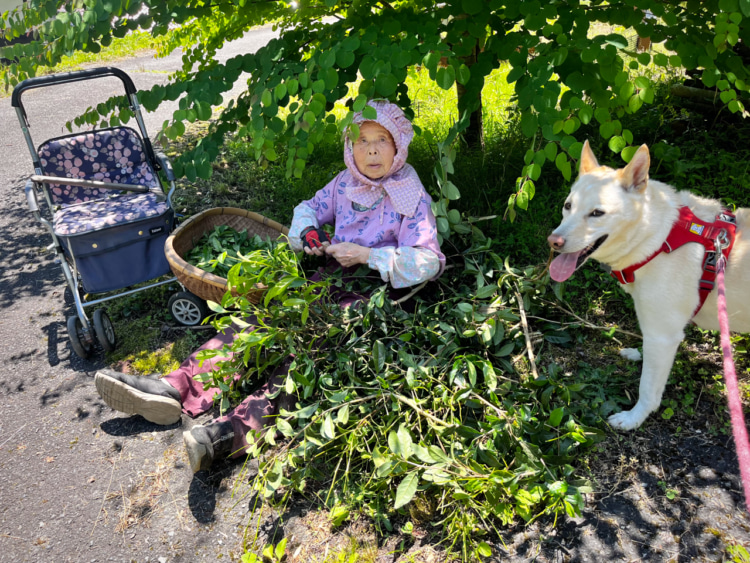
[367,246,441,288]
[287,204,320,252]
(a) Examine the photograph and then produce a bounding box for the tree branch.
[514,285,539,379]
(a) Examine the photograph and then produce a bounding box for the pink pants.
[162,325,292,458]
[161,262,411,459]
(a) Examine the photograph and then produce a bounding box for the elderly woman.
[94,100,445,472]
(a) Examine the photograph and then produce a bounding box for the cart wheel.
[93,309,117,352]
[169,292,208,326]
[67,316,93,359]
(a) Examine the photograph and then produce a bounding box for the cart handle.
[30,174,151,194]
[11,67,137,108]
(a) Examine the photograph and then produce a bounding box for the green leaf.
[287,79,299,96]
[319,49,336,68]
[621,145,639,163]
[442,181,461,200]
[373,340,386,372]
[543,142,557,162]
[436,65,456,90]
[436,217,450,234]
[474,285,497,299]
[261,89,273,107]
[721,89,737,104]
[321,414,336,441]
[375,73,398,96]
[275,538,288,560]
[396,424,413,457]
[483,362,497,391]
[394,472,419,509]
[362,105,377,120]
[423,51,441,74]
[349,97,366,115]
[336,49,355,68]
[604,34,628,48]
[264,147,278,161]
[521,112,538,138]
[337,404,350,425]
[600,121,615,139]
[329,505,349,527]
[548,407,565,427]
[296,402,319,419]
[608,136,626,153]
[456,63,471,85]
[579,106,593,124]
[628,94,643,113]
[476,542,492,558]
[555,153,571,181]
[276,418,295,438]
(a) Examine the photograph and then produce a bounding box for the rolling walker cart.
[13,67,179,359]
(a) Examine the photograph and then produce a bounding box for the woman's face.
[352,121,396,180]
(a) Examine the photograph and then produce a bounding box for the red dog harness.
[610,206,737,316]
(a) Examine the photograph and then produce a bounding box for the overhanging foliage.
[3,0,750,223]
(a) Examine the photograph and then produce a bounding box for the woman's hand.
[301,226,331,256]
[325,242,371,267]
[303,242,329,256]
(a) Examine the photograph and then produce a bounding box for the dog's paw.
[608,410,644,431]
[619,348,642,362]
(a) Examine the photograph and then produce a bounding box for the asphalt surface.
[0,27,279,562]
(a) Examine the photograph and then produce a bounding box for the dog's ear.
[619,144,650,192]
[579,140,599,174]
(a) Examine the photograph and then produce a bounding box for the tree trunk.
[456,45,484,150]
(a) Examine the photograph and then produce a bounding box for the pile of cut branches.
[196,237,611,560]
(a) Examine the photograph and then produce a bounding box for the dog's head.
[547,140,651,282]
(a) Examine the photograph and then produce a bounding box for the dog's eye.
[563,202,571,210]
[590,209,605,217]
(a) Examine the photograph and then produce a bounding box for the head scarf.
[343,100,423,218]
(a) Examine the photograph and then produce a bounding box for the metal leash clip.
[714,229,731,271]
[715,228,730,252]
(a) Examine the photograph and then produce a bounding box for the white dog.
[547,140,749,430]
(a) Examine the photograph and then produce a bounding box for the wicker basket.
[164,207,289,304]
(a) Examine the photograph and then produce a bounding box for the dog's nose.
[547,233,565,249]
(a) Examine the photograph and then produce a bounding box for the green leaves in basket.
[186,225,278,279]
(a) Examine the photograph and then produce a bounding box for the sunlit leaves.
[394,472,419,509]
[187,237,608,556]
[6,0,750,227]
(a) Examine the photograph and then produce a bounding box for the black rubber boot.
[94,369,182,425]
[183,421,235,473]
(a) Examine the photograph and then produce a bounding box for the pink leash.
[715,250,750,513]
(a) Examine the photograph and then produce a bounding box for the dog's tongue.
[549,251,582,282]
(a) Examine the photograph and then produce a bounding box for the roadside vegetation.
[9,12,750,561]
[86,58,750,561]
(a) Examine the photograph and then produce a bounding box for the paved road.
[0,27,278,562]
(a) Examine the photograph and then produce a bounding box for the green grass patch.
[46,31,158,74]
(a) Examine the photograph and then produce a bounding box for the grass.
[0,30,159,98]
[44,30,159,74]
